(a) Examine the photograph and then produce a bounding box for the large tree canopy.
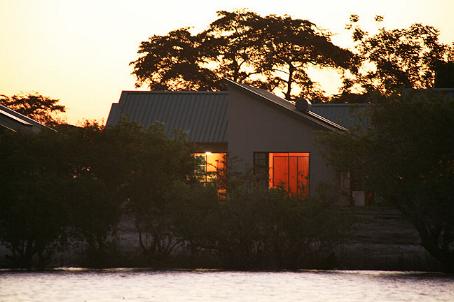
[130,10,355,102]
[131,10,453,103]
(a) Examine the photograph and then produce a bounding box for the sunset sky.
[1,0,453,124]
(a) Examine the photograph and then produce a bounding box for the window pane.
[297,155,309,197]
[289,156,298,194]
[272,155,289,191]
[193,153,227,196]
[268,152,310,197]
[206,153,226,182]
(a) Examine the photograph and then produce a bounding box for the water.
[0,269,453,302]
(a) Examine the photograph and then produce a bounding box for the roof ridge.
[121,90,227,95]
[311,103,370,107]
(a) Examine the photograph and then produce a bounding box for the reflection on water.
[0,269,453,302]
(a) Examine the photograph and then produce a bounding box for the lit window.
[254,152,310,197]
[193,152,227,196]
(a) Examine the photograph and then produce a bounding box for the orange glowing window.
[193,152,227,197]
[268,152,310,197]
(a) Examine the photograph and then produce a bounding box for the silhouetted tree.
[130,10,354,101]
[257,14,354,101]
[321,92,454,273]
[122,125,196,261]
[130,28,219,91]
[342,15,452,96]
[62,122,127,265]
[200,10,267,86]
[0,93,65,125]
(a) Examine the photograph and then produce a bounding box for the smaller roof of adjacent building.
[311,103,370,130]
[0,104,49,133]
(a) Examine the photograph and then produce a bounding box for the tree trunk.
[285,64,295,100]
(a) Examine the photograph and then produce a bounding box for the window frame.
[253,151,311,197]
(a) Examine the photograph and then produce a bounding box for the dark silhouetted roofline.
[0,104,54,132]
[120,90,227,96]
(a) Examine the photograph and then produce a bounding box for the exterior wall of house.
[226,86,339,197]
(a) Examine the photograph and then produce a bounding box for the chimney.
[295,99,312,113]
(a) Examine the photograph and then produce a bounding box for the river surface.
[0,269,453,302]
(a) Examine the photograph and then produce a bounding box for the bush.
[0,122,351,269]
[0,130,69,268]
[320,92,454,273]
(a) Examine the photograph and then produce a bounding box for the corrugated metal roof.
[106,91,228,143]
[0,104,45,127]
[106,103,121,126]
[226,80,347,131]
[0,104,51,132]
[311,104,370,130]
[0,108,32,126]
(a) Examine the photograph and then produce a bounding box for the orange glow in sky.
[1,0,453,124]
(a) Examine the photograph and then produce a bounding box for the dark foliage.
[256,14,353,101]
[214,188,348,269]
[132,11,452,103]
[166,182,220,257]
[0,122,349,269]
[130,10,355,102]
[123,125,196,260]
[131,28,220,91]
[0,121,195,268]
[0,130,69,268]
[166,170,351,270]
[60,122,127,266]
[320,92,454,273]
[341,15,453,97]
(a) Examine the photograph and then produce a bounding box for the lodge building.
[106,80,368,203]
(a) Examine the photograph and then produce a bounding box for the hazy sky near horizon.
[1,0,453,124]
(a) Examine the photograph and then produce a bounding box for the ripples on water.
[0,269,453,302]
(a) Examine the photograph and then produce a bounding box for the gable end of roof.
[224,79,347,132]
